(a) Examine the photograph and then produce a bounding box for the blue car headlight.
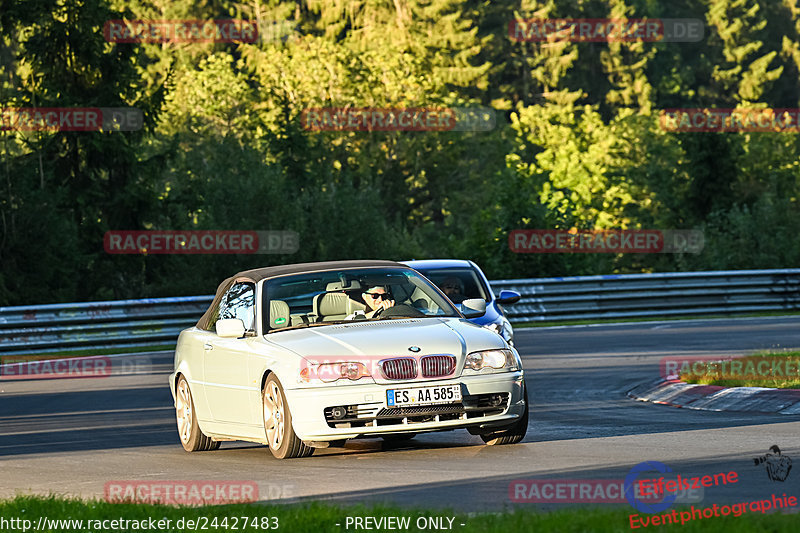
[484,321,513,343]
[485,323,502,335]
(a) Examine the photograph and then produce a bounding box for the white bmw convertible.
[170,260,528,459]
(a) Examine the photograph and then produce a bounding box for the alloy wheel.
[263,382,285,449]
[176,379,193,444]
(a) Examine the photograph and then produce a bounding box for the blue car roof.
[401,259,474,269]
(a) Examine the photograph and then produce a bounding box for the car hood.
[265,318,505,383]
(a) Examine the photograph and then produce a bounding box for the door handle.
[204,343,213,351]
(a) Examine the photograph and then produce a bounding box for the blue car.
[402,260,521,345]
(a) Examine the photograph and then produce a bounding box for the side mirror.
[461,298,487,318]
[496,290,521,305]
[216,318,246,338]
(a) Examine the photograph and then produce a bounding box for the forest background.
[1,0,799,305]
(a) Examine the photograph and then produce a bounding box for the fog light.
[489,394,504,407]
[330,406,347,419]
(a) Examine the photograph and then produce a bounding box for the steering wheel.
[375,304,426,318]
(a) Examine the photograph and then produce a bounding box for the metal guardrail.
[2,269,800,355]
[0,296,212,355]
[491,269,800,323]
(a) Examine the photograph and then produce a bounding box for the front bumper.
[285,371,526,441]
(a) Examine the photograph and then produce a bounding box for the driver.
[346,286,395,319]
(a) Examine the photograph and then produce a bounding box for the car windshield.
[413,267,490,304]
[263,267,459,332]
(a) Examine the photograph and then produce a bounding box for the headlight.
[464,349,520,373]
[300,362,371,383]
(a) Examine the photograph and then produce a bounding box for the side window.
[214,282,255,333]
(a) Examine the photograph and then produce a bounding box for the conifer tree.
[780,0,800,104]
[599,0,654,113]
[706,0,783,104]
[510,0,581,107]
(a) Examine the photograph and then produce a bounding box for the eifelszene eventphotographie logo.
[625,461,678,514]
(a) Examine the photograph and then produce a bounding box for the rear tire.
[263,375,314,459]
[479,383,529,446]
[175,376,220,452]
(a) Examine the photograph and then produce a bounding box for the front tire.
[263,375,313,459]
[479,383,529,446]
[175,376,220,452]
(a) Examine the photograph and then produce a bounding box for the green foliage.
[706,0,783,104]
[508,102,637,229]
[600,0,655,113]
[696,194,800,270]
[1,0,800,305]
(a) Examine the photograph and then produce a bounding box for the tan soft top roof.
[196,260,406,329]
[232,259,403,283]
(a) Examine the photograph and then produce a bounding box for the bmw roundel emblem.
[408,346,421,353]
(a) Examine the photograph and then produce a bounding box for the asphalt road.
[2,316,800,512]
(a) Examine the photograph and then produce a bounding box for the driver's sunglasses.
[442,285,461,291]
[365,292,389,300]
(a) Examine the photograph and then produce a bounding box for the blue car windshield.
[263,267,459,331]
[413,268,489,304]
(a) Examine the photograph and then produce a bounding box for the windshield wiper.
[267,320,352,333]
[373,315,447,321]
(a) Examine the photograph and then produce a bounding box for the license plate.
[386,384,462,407]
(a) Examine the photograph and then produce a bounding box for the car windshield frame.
[261,266,461,333]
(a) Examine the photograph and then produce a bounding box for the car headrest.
[315,292,350,316]
[389,283,412,303]
[269,300,290,329]
[326,280,361,291]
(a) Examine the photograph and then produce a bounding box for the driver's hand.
[380,299,395,310]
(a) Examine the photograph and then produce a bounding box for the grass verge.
[678,350,800,389]
[0,496,799,532]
